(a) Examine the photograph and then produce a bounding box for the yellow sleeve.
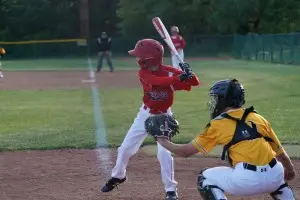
[257,115,284,156]
[191,123,217,155]
[266,124,284,156]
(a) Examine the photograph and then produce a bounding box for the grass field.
[0,57,300,152]
[2,56,136,71]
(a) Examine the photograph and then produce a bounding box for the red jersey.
[171,35,186,51]
[138,65,199,114]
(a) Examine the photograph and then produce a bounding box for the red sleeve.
[161,65,182,74]
[139,69,179,86]
[173,73,200,91]
[173,81,192,91]
[186,73,200,86]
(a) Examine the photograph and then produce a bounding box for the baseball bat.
[152,17,184,65]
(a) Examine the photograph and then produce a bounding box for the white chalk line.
[87,58,112,177]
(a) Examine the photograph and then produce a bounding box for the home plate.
[82,79,95,83]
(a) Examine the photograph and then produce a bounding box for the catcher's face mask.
[207,92,218,119]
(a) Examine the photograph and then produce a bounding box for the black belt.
[243,158,277,172]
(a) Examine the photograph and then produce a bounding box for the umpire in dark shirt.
[96,32,114,72]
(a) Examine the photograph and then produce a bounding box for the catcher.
[148,78,296,199]
[101,38,200,200]
[0,47,5,78]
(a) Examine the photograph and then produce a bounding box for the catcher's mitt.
[145,114,179,140]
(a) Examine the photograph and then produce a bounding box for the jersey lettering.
[146,91,169,101]
[241,130,250,138]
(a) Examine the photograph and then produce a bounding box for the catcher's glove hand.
[145,114,179,141]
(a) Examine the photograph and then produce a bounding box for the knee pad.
[198,185,227,200]
[197,167,209,189]
[270,183,295,200]
[197,168,227,200]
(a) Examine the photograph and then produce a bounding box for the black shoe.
[166,191,178,200]
[101,177,126,192]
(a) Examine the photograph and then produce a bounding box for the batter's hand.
[284,168,296,181]
[179,62,193,79]
[179,62,191,72]
[179,72,190,82]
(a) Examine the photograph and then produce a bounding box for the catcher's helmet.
[128,39,164,67]
[171,26,179,34]
[208,79,245,119]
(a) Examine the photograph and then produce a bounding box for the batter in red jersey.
[170,26,186,70]
[101,39,200,200]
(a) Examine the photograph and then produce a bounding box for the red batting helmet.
[128,39,164,67]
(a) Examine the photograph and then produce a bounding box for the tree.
[0,0,79,41]
[116,0,300,36]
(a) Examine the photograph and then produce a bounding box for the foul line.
[87,58,112,176]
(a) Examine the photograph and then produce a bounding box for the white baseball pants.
[111,104,178,192]
[201,160,295,199]
[0,59,3,78]
[171,49,184,70]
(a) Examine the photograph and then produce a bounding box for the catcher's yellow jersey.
[192,108,284,167]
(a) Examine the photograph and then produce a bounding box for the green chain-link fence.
[233,33,300,64]
[0,35,234,59]
[1,33,300,65]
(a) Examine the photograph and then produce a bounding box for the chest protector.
[221,106,274,166]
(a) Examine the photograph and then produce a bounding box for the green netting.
[0,41,87,59]
[1,34,300,65]
[0,35,234,60]
[233,33,300,64]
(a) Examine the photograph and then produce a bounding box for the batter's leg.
[101,106,150,192]
[157,142,178,193]
[111,111,149,179]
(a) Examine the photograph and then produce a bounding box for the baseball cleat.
[101,177,126,192]
[165,191,179,200]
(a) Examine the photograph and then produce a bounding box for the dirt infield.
[0,71,140,90]
[1,70,299,200]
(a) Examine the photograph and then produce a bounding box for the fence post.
[290,33,295,64]
[33,43,37,59]
[280,42,283,64]
[270,34,274,62]
[254,34,258,60]
[262,35,265,61]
